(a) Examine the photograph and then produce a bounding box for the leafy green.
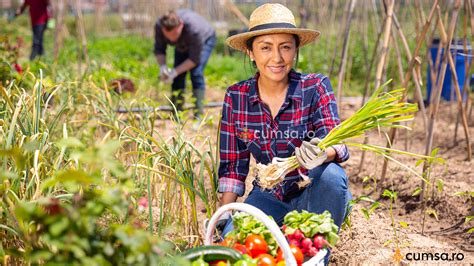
[227,213,278,256]
[283,210,339,246]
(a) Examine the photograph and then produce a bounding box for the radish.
[313,234,326,250]
[307,246,319,257]
[289,239,300,248]
[300,248,308,256]
[300,237,313,250]
[293,229,304,241]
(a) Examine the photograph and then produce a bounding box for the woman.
[218,3,352,263]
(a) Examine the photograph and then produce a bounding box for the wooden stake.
[357,0,395,176]
[434,6,472,160]
[328,0,350,77]
[422,0,463,201]
[392,12,428,132]
[336,0,357,107]
[54,0,66,61]
[378,0,439,185]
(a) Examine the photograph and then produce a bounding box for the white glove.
[159,65,169,81]
[295,138,327,169]
[162,68,177,84]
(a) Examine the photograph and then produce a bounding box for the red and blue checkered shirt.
[218,70,349,200]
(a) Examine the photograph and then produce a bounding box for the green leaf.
[362,176,371,183]
[56,137,85,148]
[369,202,380,213]
[412,187,422,197]
[399,221,409,228]
[436,179,444,193]
[361,208,370,220]
[383,239,392,247]
[453,191,466,197]
[49,217,69,237]
[464,216,473,224]
[425,209,438,221]
[430,148,439,157]
[415,158,425,167]
[467,227,474,234]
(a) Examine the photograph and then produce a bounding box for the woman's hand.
[295,138,336,169]
[220,191,238,205]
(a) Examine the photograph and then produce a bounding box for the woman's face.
[248,33,297,84]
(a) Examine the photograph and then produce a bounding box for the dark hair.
[245,34,301,51]
[245,34,300,68]
[160,11,181,31]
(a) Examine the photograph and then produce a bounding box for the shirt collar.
[249,69,302,104]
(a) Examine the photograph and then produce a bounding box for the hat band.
[249,22,296,32]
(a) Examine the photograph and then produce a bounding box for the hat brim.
[225,28,320,52]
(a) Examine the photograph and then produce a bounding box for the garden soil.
[155,90,473,265]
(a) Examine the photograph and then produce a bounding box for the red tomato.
[245,234,268,258]
[257,254,276,266]
[289,244,304,265]
[276,248,284,262]
[233,243,251,256]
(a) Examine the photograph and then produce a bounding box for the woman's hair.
[245,34,301,51]
[160,11,181,31]
[245,34,301,69]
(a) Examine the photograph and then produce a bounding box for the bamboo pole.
[336,0,357,107]
[357,0,395,176]
[74,0,89,78]
[422,0,463,201]
[54,0,66,61]
[222,0,249,27]
[455,0,474,144]
[328,0,350,77]
[361,0,370,71]
[391,12,428,132]
[377,1,439,184]
[360,17,385,107]
[434,6,472,160]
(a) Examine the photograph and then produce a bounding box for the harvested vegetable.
[256,83,432,189]
[226,213,278,256]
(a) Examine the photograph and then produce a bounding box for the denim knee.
[309,163,348,191]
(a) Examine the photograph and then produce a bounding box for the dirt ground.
[155,88,473,265]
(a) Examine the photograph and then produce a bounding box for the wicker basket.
[204,202,327,266]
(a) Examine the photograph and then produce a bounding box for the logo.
[392,248,403,263]
[237,127,255,141]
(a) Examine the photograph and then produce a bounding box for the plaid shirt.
[218,70,349,200]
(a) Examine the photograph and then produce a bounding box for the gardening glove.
[162,68,177,84]
[159,65,169,82]
[295,138,327,170]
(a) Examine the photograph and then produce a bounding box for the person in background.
[217,4,352,264]
[16,0,51,60]
[154,9,216,120]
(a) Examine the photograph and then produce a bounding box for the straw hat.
[226,3,320,52]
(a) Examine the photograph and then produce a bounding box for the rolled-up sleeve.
[312,78,349,163]
[154,23,166,56]
[218,91,250,196]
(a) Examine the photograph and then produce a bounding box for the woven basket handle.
[206,202,326,265]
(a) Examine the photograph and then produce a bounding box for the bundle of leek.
[256,83,431,190]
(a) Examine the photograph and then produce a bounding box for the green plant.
[414,148,446,234]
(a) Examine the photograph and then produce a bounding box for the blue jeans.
[222,163,352,265]
[171,35,216,110]
[31,23,47,60]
